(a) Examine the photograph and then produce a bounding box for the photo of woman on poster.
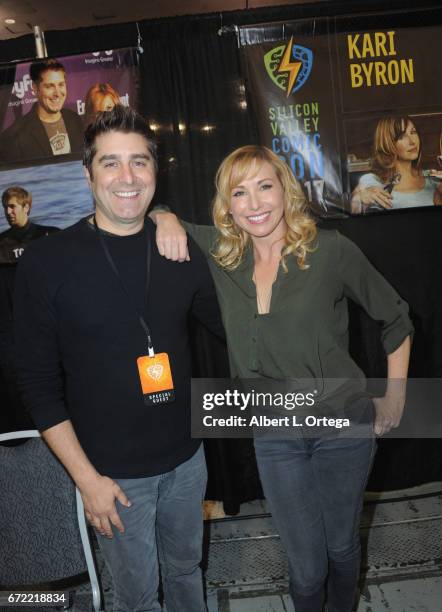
[350,116,442,213]
[83,83,121,127]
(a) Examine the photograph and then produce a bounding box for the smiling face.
[33,69,67,121]
[3,196,30,228]
[395,120,420,162]
[229,160,287,243]
[84,130,156,235]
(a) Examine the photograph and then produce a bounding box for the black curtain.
[138,21,257,220]
[324,209,442,492]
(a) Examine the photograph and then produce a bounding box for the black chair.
[0,430,102,611]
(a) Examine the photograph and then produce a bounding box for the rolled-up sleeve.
[182,221,217,258]
[337,232,414,354]
[13,249,68,431]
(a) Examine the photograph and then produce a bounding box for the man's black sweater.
[13,218,224,478]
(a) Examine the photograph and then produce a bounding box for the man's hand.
[149,210,189,262]
[373,393,405,436]
[41,421,132,539]
[80,474,131,538]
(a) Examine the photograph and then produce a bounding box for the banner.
[0,47,139,168]
[239,8,442,216]
[0,161,92,236]
[0,48,140,255]
[240,19,343,216]
[337,11,442,215]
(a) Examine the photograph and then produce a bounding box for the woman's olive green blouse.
[185,223,413,403]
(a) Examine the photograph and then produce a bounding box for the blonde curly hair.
[211,145,317,271]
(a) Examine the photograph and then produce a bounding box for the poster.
[240,19,343,216]
[0,48,139,167]
[337,13,442,214]
[239,8,442,216]
[0,47,139,264]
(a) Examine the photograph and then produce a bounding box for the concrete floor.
[204,484,442,612]
[10,483,440,611]
[206,578,442,611]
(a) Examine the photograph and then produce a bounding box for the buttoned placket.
[247,253,285,373]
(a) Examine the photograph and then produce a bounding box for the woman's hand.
[350,186,393,213]
[373,392,405,436]
[149,210,190,261]
[374,338,411,436]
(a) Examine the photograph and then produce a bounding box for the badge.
[137,352,175,405]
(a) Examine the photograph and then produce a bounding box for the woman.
[83,83,120,127]
[152,145,412,612]
[351,116,442,212]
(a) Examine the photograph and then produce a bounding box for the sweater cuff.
[29,402,70,433]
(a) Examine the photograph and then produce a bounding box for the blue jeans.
[254,423,376,612]
[95,445,207,612]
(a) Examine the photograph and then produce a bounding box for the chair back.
[0,435,86,585]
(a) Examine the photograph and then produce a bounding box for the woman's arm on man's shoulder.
[149,207,217,260]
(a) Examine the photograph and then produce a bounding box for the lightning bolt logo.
[264,40,313,94]
[277,37,302,97]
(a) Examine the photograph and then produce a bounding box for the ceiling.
[0,0,325,40]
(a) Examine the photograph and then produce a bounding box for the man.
[0,59,83,163]
[0,186,58,263]
[0,187,57,433]
[14,106,223,611]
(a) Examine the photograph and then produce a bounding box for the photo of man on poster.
[0,185,59,263]
[0,59,83,165]
[0,186,58,434]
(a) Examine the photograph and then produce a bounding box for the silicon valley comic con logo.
[264,37,313,97]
